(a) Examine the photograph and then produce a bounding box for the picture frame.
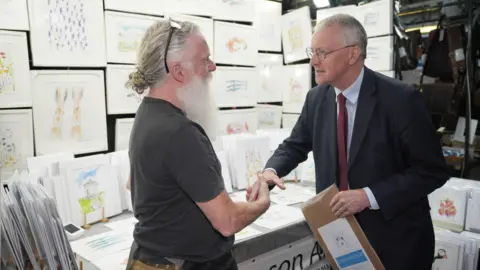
[0,30,32,108]
[356,0,393,38]
[103,0,163,16]
[316,5,358,24]
[213,66,259,108]
[0,109,34,176]
[214,21,257,67]
[256,104,283,129]
[162,0,212,17]
[105,11,162,64]
[217,109,258,136]
[254,0,282,52]
[282,113,300,129]
[282,6,312,64]
[106,65,143,115]
[31,70,108,155]
[275,64,312,113]
[211,0,256,23]
[365,36,394,71]
[257,53,284,103]
[0,0,29,31]
[115,118,135,151]
[28,0,107,67]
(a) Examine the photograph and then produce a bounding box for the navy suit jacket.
[265,67,450,269]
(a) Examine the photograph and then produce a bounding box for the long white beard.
[176,75,218,141]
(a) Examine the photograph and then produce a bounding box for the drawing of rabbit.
[71,87,84,140]
[52,87,68,139]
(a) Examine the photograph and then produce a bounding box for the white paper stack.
[434,230,480,270]
[448,178,480,233]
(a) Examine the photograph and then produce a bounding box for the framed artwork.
[365,36,393,71]
[379,70,395,78]
[254,1,282,52]
[217,109,258,136]
[357,0,393,38]
[115,118,135,151]
[166,14,214,58]
[257,53,284,103]
[282,113,300,129]
[316,5,358,24]
[0,0,29,31]
[281,6,312,64]
[214,21,257,67]
[0,109,34,175]
[162,0,212,17]
[0,30,32,108]
[105,11,161,64]
[429,186,468,232]
[256,104,283,129]
[213,67,259,108]
[28,0,107,67]
[104,0,163,16]
[211,0,256,23]
[31,70,108,155]
[62,154,122,227]
[276,64,312,113]
[106,65,143,114]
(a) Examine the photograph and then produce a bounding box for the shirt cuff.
[263,168,277,175]
[364,187,380,210]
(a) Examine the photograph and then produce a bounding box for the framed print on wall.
[214,21,257,67]
[211,0,256,23]
[115,118,135,151]
[257,53,284,103]
[166,14,214,58]
[274,64,312,113]
[0,0,29,31]
[282,113,300,129]
[365,36,393,71]
[0,109,34,176]
[162,0,212,17]
[254,0,282,52]
[28,0,107,67]
[316,5,358,24]
[31,70,108,155]
[356,0,393,38]
[104,0,163,16]
[213,67,259,108]
[106,65,143,114]
[217,109,258,136]
[256,104,282,129]
[105,11,162,64]
[282,6,312,64]
[0,30,32,108]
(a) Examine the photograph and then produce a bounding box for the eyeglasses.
[306,45,356,61]
[164,19,182,74]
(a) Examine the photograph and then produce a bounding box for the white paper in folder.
[317,218,375,269]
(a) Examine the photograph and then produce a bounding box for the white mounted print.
[107,65,144,114]
[0,0,29,31]
[282,6,312,64]
[115,118,135,151]
[357,0,393,38]
[0,30,32,108]
[105,11,161,64]
[256,105,283,129]
[276,64,311,113]
[167,14,214,57]
[104,0,163,16]
[257,53,284,103]
[31,70,108,155]
[282,113,300,129]
[0,109,34,175]
[214,21,257,67]
[214,67,259,108]
[218,109,258,136]
[212,0,256,23]
[163,0,212,17]
[254,0,282,52]
[316,5,358,24]
[28,0,106,67]
[365,36,394,71]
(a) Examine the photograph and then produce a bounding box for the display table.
[73,184,333,270]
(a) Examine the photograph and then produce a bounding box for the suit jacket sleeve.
[369,88,450,220]
[264,90,314,178]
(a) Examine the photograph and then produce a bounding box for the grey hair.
[314,14,367,59]
[125,20,200,94]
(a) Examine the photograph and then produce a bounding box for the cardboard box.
[301,184,385,270]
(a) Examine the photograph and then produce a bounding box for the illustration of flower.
[438,198,457,217]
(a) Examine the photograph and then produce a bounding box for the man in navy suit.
[248,14,450,269]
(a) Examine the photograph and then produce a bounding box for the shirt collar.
[334,67,364,104]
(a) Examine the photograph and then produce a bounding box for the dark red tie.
[337,94,348,191]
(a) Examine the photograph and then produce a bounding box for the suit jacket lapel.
[348,68,377,170]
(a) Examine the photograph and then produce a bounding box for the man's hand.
[246,170,285,201]
[330,189,370,218]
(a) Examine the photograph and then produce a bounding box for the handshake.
[245,169,286,203]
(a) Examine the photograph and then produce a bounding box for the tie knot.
[337,93,346,104]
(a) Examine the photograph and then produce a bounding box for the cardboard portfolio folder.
[301,184,385,270]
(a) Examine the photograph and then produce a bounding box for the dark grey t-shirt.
[129,97,233,263]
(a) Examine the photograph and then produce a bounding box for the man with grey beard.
[124,20,271,270]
